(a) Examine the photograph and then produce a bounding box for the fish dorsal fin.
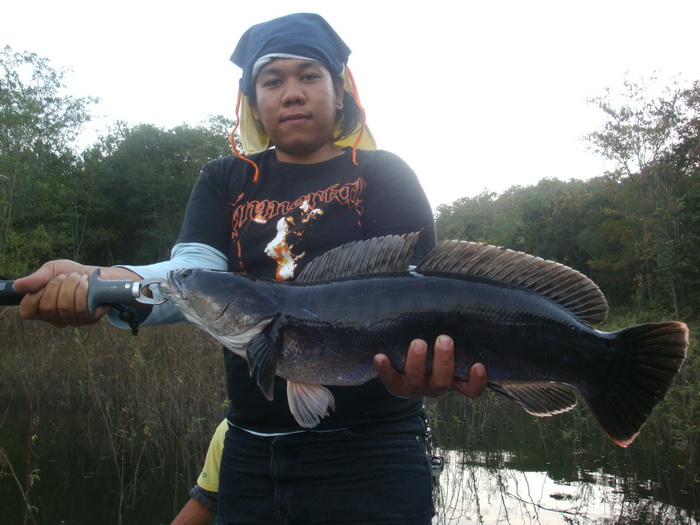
[296,232,420,283]
[417,241,608,325]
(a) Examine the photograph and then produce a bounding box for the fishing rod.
[0,270,165,334]
[0,279,24,307]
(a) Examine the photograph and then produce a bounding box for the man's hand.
[374,335,488,399]
[14,260,140,327]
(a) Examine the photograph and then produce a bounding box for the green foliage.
[0,46,97,272]
[0,47,235,274]
[0,226,53,277]
[0,46,96,153]
[0,315,225,522]
[82,119,233,265]
[586,74,683,177]
[436,76,700,317]
[1,47,699,519]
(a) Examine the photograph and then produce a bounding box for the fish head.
[159,268,278,357]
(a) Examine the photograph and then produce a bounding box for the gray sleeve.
[106,242,228,328]
[189,484,218,514]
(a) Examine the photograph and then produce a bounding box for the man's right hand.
[14,261,139,327]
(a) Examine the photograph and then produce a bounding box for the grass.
[0,310,226,522]
[0,307,698,522]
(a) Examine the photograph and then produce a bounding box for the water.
[1,394,698,524]
[428,394,699,524]
[433,450,697,524]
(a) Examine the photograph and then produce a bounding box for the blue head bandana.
[230,13,351,96]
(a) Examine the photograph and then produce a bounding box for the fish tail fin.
[587,321,688,447]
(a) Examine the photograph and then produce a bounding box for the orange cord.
[230,89,260,183]
[345,67,366,166]
[230,69,366,179]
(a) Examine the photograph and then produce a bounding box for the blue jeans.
[217,416,434,524]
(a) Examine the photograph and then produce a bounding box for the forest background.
[1,46,700,522]
[2,46,700,318]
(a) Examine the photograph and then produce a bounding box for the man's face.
[252,58,343,161]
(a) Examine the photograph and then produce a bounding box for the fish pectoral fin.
[489,381,577,416]
[287,381,336,429]
[247,332,279,401]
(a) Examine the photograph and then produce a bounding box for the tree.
[587,76,700,316]
[586,74,683,178]
[0,46,96,275]
[82,119,234,265]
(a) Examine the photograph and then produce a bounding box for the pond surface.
[428,394,698,524]
[433,449,696,524]
[1,393,698,524]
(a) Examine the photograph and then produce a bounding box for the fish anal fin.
[296,232,420,283]
[287,381,336,428]
[489,381,578,416]
[585,321,688,448]
[416,241,609,326]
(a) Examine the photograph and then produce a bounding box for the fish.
[158,232,689,447]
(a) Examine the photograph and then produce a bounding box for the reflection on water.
[433,450,697,524]
[1,392,699,524]
[428,393,699,524]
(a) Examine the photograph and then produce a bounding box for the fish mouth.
[160,270,187,300]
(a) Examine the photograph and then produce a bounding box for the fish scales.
[158,233,688,447]
[271,274,617,389]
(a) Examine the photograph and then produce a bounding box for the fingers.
[15,260,104,326]
[19,272,65,324]
[375,336,459,398]
[62,273,91,322]
[429,335,456,394]
[452,362,488,399]
[375,335,489,400]
[12,265,48,295]
[402,339,430,397]
[32,273,79,326]
[374,339,434,398]
[374,353,403,395]
[19,272,102,327]
[14,260,80,294]
[374,340,428,397]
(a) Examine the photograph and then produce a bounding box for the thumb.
[13,260,91,294]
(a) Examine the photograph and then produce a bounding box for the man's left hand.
[374,335,488,399]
